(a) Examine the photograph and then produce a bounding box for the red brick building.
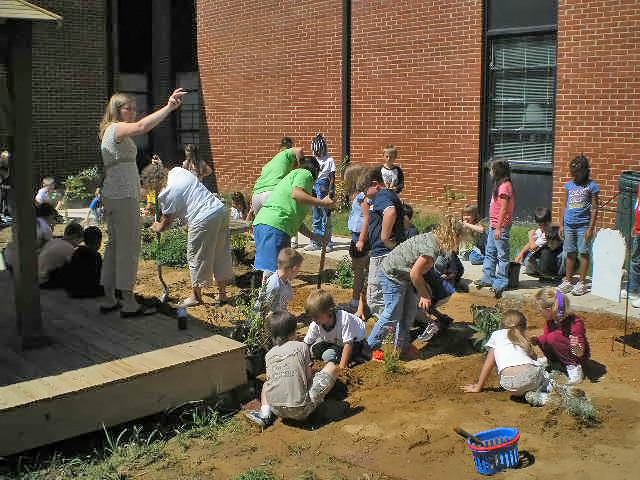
[197,0,640,223]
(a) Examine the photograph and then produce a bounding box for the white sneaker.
[571,280,589,296]
[566,364,584,384]
[632,297,640,308]
[524,391,550,407]
[557,279,573,293]
[621,289,638,300]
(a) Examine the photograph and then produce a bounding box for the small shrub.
[231,232,249,250]
[332,256,354,289]
[233,469,277,480]
[470,305,503,352]
[140,227,188,267]
[382,331,405,375]
[62,166,101,203]
[233,289,272,354]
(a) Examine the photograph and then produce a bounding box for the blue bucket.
[467,427,520,475]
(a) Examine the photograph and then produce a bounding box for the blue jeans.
[469,249,485,265]
[480,226,511,291]
[311,180,332,244]
[629,235,640,294]
[367,271,417,351]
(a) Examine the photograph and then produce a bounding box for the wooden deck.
[0,272,247,457]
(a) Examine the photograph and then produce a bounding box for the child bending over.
[245,312,339,428]
[303,290,369,369]
[462,310,552,406]
[557,154,599,296]
[515,206,563,280]
[255,247,303,315]
[459,204,486,265]
[65,226,104,298]
[532,288,590,384]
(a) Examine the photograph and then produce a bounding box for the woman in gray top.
[366,218,462,356]
[98,88,186,317]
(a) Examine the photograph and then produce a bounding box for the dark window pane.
[489,0,557,31]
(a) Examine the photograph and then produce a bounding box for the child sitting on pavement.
[246,311,340,428]
[65,226,105,298]
[255,247,303,315]
[461,310,552,407]
[303,290,369,369]
[514,206,563,280]
[459,204,486,265]
[38,222,84,288]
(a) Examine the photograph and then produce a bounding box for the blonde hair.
[305,289,336,318]
[42,177,55,187]
[383,144,398,159]
[140,162,168,192]
[277,247,303,271]
[534,287,570,322]
[432,216,463,253]
[99,92,135,140]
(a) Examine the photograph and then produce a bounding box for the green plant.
[62,166,101,203]
[140,227,188,267]
[231,232,249,250]
[233,288,272,353]
[382,332,404,375]
[233,469,277,480]
[470,305,503,352]
[287,442,310,456]
[554,382,599,426]
[332,256,354,289]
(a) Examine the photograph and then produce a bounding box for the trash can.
[616,171,640,241]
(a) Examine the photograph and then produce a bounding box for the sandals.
[99,302,121,314]
[120,305,157,318]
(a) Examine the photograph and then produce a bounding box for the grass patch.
[233,469,277,480]
[3,402,240,480]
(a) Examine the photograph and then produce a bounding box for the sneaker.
[557,279,573,293]
[474,280,491,289]
[524,391,550,407]
[632,297,640,308]
[245,410,274,428]
[303,243,321,252]
[325,243,334,253]
[417,321,440,342]
[571,281,589,296]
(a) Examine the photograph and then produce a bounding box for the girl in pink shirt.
[475,159,515,297]
[532,288,590,384]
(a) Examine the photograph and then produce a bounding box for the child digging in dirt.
[461,310,553,406]
[303,290,370,369]
[255,247,303,315]
[246,311,339,428]
[532,288,590,384]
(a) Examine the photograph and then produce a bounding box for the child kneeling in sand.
[304,290,369,369]
[461,310,552,406]
[246,311,340,428]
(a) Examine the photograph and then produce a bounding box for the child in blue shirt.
[557,155,599,296]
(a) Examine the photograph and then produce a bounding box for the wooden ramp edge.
[0,335,247,457]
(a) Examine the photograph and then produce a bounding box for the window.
[487,34,556,168]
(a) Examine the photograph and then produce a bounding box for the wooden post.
[151,0,173,162]
[7,20,44,347]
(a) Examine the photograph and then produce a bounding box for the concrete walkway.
[294,232,640,322]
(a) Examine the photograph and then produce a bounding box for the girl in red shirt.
[532,287,590,384]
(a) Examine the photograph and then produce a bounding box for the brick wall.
[351,0,483,213]
[197,0,343,196]
[554,0,640,227]
[30,0,108,188]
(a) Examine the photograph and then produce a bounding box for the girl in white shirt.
[462,310,550,401]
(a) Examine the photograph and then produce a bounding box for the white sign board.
[591,229,626,302]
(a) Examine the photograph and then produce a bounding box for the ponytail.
[502,310,536,359]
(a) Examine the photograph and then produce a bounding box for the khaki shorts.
[271,371,336,421]
[500,365,546,396]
